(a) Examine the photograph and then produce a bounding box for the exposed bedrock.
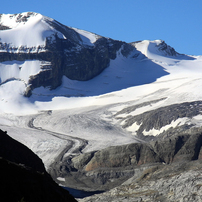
[120,100,202,140]
[72,131,202,171]
[79,160,202,202]
[0,29,134,97]
[50,127,202,192]
[45,101,202,192]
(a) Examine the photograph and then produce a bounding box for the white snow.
[0,60,50,84]
[0,12,66,49]
[57,177,65,182]
[0,12,39,29]
[126,122,142,136]
[0,29,202,169]
[0,60,52,114]
[0,12,101,49]
[72,28,101,46]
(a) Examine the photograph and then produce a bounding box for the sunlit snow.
[0,12,66,49]
[0,16,202,169]
[72,28,101,46]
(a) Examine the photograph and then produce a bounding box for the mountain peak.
[0,11,198,112]
[132,39,179,58]
[0,12,65,48]
[0,12,43,30]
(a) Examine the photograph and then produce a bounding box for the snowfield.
[0,12,101,53]
[0,12,66,48]
[72,27,101,46]
[0,41,202,168]
[0,14,202,170]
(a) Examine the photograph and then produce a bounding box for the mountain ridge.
[0,12,139,98]
[1,12,202,201]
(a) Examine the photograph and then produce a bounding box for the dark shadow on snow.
[63,187,104,199]
[28,49,188,103]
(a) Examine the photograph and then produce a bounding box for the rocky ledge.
[79,160,202,202]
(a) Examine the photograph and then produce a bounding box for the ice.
[57,177,65,182]
[0,34,202,169]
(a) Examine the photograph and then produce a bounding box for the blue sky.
[1,0,202,55]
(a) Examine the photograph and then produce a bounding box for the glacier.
[1,12,202,199]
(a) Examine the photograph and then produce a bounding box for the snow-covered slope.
[0,12,61,50]
[0,12,100,52]
[1,38,202,167]
[2,12,136,99]
[0,12,202,175]
[30,46,168,100]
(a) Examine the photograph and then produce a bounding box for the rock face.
[0,129,77,202]
[49,128,202,192]
[0,129,46,173]
[0,12,135,96]
[78,160,202,202]
[84,143,161,172]
[62,131,202,201]
[117,100,202,140]
[27,36,133,96]
[46,100,202,200]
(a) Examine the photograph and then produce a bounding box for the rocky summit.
[0,12,134,97]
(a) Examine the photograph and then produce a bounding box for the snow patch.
[143,117,191,136]
[72,28,101,46]
[0,60,50,84]
[57,177,65,182]
[126,122,142,135]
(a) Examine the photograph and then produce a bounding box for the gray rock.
[78,160,202,202]
[121,101,202,140]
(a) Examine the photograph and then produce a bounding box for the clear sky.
[1,0,202,55]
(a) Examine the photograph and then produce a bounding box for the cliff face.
[0,12,134,96]
[0,130,77,202]
[0,129,46,173]
[47,128,202,192]
[46,100,202,196]
[28,35,133,94]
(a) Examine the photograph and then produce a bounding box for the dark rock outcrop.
[156,40,179,56]
[53,129,202,192]
[121,100,202,140]
[84,143,161,172]
[26,37,134,96]
[79,160,202,202]
[0,129,77,202]
[0,130,46,173]
[0,158,77,202]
